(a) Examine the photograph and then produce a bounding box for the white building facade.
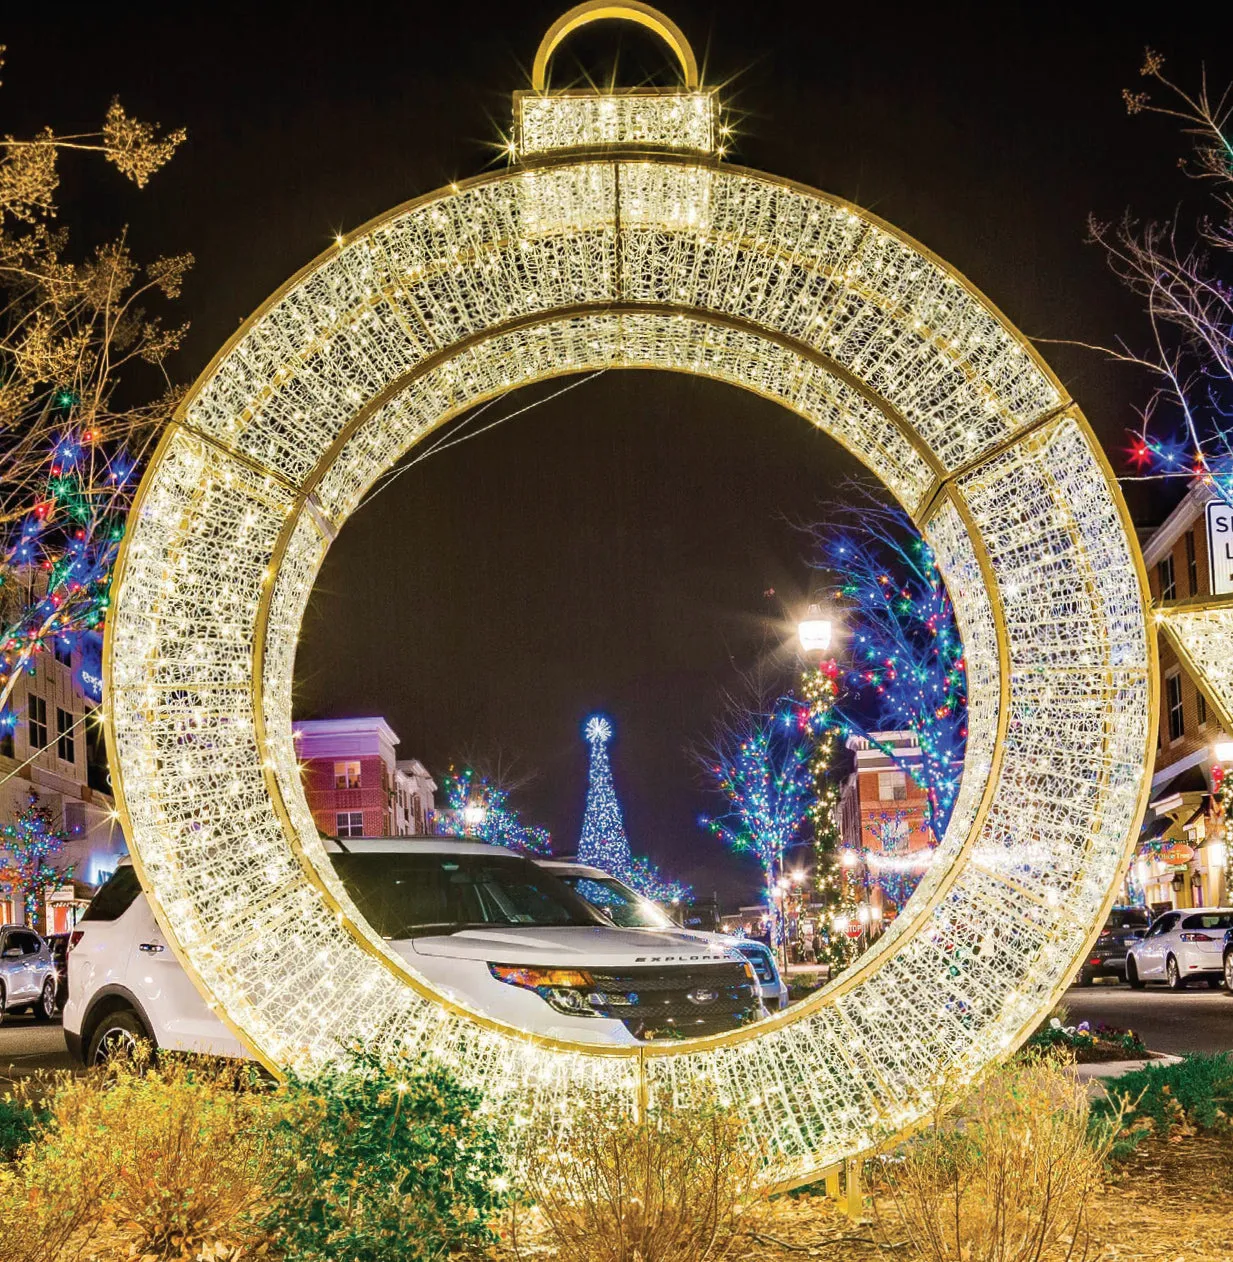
[0,632,126,931]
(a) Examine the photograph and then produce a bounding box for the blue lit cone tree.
[577,715,688,902]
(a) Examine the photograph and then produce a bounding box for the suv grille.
[586,961,759,1040]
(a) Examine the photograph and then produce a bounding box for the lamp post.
[797,604,833,656]
[1213,739,1233,905]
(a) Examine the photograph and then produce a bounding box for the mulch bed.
[495,1134,1233,1260]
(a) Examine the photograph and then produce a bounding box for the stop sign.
[846,922,864,939]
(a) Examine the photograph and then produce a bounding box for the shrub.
[509,1099,766,1262]
[875,1056,1118,1262]
[1092,1051,1233,1158]
[265,1045,507,1262]
[0,1053,286,1261]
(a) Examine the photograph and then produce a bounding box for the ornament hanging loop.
[531,1,700,91]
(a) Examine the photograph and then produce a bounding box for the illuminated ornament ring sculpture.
[105,2,1161,1186]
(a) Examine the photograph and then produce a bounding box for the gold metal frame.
[531,1,700,90]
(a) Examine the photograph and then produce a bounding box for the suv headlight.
[488,964,635,1017]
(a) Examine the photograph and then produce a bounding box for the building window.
[28,695,47,751]
[877,771,908,801]
[1158,555,1176,602]
[1166,672,1184,743]
[1185,530,1198,595]
[0,721,12,759]
[334,760,362,790]
[1197,691,1207,727]
[57,708,75,763]
[336,811,365,838]
[54,638,73,667]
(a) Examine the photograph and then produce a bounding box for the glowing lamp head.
[798,604,832,654]
[1213,739,1233,764]
[463,804,487,826]
[840,849,860,868]
[584,715,613,744]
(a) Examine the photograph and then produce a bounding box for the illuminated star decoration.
[577,714,689,902]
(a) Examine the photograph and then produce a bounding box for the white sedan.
[1125,907,1233,990]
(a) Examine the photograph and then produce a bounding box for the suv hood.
[395,925,742,966]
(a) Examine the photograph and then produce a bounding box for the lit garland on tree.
[0,791,71,928]
[439,764,551,855]
[698,697,812,943]
[0,430,138,721]
[811,491,967,841]
[578,715,689,902]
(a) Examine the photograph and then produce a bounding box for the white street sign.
[1207,500,1233,595]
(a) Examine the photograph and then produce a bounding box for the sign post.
[1207,500,1233,596]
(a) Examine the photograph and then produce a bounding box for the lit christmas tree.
[577,715,688,901]
[811,491,967,841]
[697,695,813,947]
[0,791,71,930]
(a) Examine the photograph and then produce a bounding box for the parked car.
[536,858,790,1011]
[1075,906,1151,985]
[0,925,59,1024]
[45,931,70,1008]
[1125,907,1233,989]
[1225,928,1233,994]
[65,839,763,1065]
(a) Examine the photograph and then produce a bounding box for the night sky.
[3,2,1215,903]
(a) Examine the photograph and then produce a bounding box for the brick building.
[0,630,126,931]
[293,717,436,839]
[1139,483,1231,912]
[838,731,937,921]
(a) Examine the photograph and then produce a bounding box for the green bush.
[1092,1052,1233,1160]
[265,1045,508,1262]
[0,1092,45,1161]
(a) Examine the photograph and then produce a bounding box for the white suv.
[65,839,762,1064]
[536,859,790,1011]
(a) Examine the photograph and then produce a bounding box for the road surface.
[0,1014,74,1080]
[2,984,1231,1077]
[1063,981,1233,1057]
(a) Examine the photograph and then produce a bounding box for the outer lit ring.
[105,153,1156,1186]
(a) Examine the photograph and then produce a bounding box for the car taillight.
[1180,932,1215,942]
[68,930,85,950]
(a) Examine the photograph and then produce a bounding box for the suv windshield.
[558,875,673,929]
[330,852,605,939]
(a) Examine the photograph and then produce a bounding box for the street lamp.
[462,803,486,836]
[797,603,832,654]
[1213,740,1233,906]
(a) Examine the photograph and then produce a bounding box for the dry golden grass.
[506,1102,769,1262]
[0,1055,289,1261]
[871,1056,1120,1262]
